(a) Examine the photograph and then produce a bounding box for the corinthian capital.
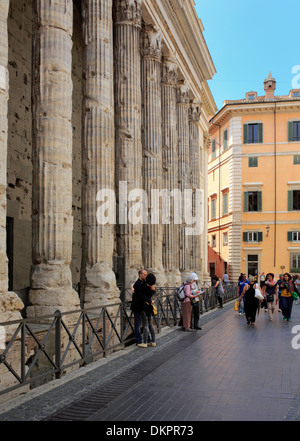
[177,81,190,105]
[161,56,178,86]
[113,0,142,26]
[189,101,202,123]
[142,27,162,60]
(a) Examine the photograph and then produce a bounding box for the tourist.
[131,269,147,344]
[262,273,278,321]
[237,274,249,315]
[181,274,202,332]
[276,274,284,312]
[279,273,295,322]
[223,272,230,285]
[190,272,202,330]
[240,275,261,326]
[137,273,157,348]
[212,275,224,308]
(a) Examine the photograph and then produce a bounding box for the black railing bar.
[104,306,123,348]
[59,314,85,366]
[0,322,23,360]
[84,312,106,353]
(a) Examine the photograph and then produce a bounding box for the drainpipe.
[211,122,222,266]
[274,102,277,268]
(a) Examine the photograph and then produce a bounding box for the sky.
[194,0,300,110]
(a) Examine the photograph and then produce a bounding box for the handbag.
[152,304,157,315]
[292,291,298,301]
[254,285,264,301]
[234,300,239,311]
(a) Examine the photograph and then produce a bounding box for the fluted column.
[189,101,202,274]
[161,57,181,286]
[81,0,119,307]
[114,0,143,287]
[29,0,79,316]
[141,27,166,286]
[0,0,9,292]
[177,81,191,280]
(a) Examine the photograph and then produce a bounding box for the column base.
[28,263,80,318]
[0,291,24,336]
[165,270,181,288]
[83,262,120,308]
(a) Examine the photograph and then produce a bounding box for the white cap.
[188,272,198,281]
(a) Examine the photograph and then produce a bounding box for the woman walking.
[262,273,278,321]
[212,275,224,308]
[279,273,295,322]
[240,275,261,326]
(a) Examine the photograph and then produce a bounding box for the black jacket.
[131,279,144,312]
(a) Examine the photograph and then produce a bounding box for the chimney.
[264,72,276,100]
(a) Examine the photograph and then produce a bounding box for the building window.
[248,157,258,167]
[223,129,228,151]
[244,191,262,212]
[222,192,228,215]
[293,155,300,165]
[243,231,263,242]
[288,121,300,142]
[290,252,300,271]
[223,232,228,246]
[212,235,216,248]
[211,198,216,219]
[288,190,300,211]
[288,231,300,242]
[212,139,216,159]
[243,123,263,144]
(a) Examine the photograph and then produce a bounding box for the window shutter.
[258,232,263,242]
[243,124,248,144]
[243,192,249,212]
[258,123,263,143]
[288,231,293,241]
[288,121,293,142]
[288,190,293,211]
[257,191,262,211]
[243,232,248,242]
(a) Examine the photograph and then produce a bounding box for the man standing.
[131,269,147,344]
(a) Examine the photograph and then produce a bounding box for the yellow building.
[208,73,300,282]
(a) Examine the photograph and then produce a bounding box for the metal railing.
[0,284,237,398]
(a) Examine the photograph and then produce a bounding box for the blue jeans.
[239,297,244,314]
[140,311,155,344]
[280,296,293,319]
[133,312,142,343]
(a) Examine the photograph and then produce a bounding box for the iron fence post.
[55,310,62,379]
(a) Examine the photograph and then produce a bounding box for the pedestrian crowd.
[236,271,300,326]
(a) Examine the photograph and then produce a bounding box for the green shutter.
[243,192,249,212]
[258,123,263,143]
[258,232,263,242]
[243,124,248,144]
[288,190,293,211]
[243,232,248,242]
[257,191,262,211]
[249,157,258,167]
[288,121,293,142]
[288,231,293,241]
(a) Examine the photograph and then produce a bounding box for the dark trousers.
[281,296,294,319]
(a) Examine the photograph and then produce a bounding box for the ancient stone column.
[161,57,181,286]
[189,101,202,274]
[0,0,9,293]
[114,0,143,287]
[0,0,24,321]
[29,0,79,316]
[141,27,166,286]
[177,81,191,281]
[81,0,119,307]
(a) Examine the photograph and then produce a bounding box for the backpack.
[177,283,186,302]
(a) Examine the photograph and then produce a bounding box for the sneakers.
[138,342,157,348]
[137,343,147,348]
